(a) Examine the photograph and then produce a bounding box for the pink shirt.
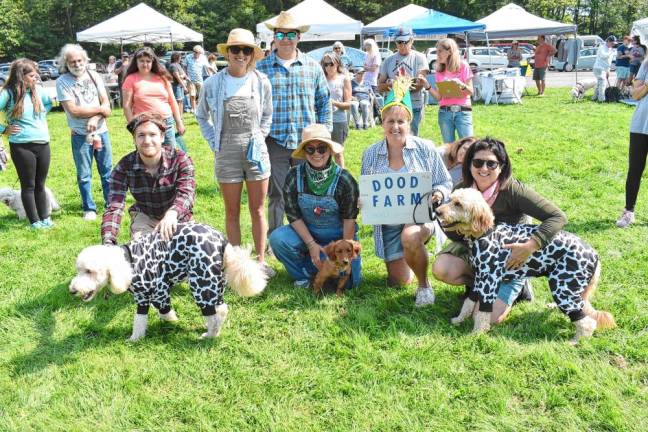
[435,61,473,107]
[122,73,173,118]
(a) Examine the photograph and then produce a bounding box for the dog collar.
[121,244,133,264]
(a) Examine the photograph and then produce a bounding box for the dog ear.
[469,203,494,237]
[107,247,133,294]
[324,242,337,261]
[351,240,361,258]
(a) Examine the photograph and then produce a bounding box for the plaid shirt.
[257,50,332,149]
[101,147,195,245]
[361,136,452,260]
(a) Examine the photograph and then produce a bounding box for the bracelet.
[306,239,317,248]
[425,85,431,90]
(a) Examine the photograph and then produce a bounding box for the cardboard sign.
[359,172,435,225]
[436,80,464,98]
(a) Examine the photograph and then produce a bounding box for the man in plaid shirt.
[101,112,195,245]
[257,11,332,236]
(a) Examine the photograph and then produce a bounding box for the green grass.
[1,89,647,431]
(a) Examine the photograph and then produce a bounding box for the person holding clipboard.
[421,38,474,144]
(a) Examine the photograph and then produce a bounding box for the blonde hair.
[363,38,379,57]
[435,38,462,73]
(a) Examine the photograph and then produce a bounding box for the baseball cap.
[394,27,414,42]
[353,67,365,74]
[606,35,617,43]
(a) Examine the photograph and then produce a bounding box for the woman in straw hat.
[268,124,361,290]
[361,77,452,307]
[196,28,274,276]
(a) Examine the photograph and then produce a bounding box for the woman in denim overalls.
[269,124,361,289]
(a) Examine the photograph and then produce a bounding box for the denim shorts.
[497,278,525,305]
[616,66,630,80]
[172,84,184,101]
[381,222,435,262]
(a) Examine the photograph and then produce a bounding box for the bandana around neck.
[305,159,339,195]
[472,180,499,207]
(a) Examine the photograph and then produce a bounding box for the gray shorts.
[532,67,546,81]
[331,122,349,146]
[381,222,435,262]
[214,140,270,183]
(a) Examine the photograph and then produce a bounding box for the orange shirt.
[122,73,173,118]
[534,43,557,69]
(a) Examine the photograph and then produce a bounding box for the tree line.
[1,0,647,61]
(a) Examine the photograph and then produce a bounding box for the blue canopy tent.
[387,9,485,36]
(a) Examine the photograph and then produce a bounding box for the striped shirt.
[101,147,195,245]
[257,50,332,149]
[360,136,452,260]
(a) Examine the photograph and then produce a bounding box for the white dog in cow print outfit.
[70,223,267,341]
[436,188,616,344]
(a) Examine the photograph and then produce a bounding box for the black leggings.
[9,142,51,223]
[625,133,648,211]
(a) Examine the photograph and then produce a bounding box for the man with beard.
[56,44,113,221]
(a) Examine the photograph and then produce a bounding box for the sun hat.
[217,28,264,60]
[291,124,343,159]
[394,27,414,42]
[264,11,310,33]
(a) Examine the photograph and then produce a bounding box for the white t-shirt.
[224,73,252,98]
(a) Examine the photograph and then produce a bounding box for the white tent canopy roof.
[632,17,648,45]
[77,2,203,44]
[256,0,363,42]
[468,3,577,40]
[362,4,428,36]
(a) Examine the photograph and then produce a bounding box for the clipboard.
[436,80,464,98]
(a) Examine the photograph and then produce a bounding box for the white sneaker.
[415,287,435,307]
[615,210,634,228]
[83,211,97,221]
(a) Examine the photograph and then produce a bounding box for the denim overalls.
[269,164,361,287]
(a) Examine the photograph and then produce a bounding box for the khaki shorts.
[192,81,203,98]
[214,141,270,183]
[438,240,471,266]
[188,82,197,97]
[129,209,159,240]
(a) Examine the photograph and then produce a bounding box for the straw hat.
[216,28,264,60]
[291,124,343,159]
[264,11,310,33]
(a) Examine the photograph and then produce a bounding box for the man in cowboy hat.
[257,11,332,238]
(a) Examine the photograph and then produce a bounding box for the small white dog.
[69,223,268,341]
[570,79,597,102]
[0,187,60,219]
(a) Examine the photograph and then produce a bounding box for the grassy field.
[1,89,647,431]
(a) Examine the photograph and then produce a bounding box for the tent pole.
[574,26,578,86]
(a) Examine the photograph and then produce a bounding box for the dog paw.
[126,334,144,342]
[200,331,220,339]
[546,302,559,309]
[159,310,179,322]
[471,311,491,334]
[450,316,464,325]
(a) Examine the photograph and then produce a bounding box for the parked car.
[460,47,509,70]
[550,47,617,72]
[307,46,366,69]
[492,42,535,52]
[425,47,438,69]
[38,59,58,69]
[38,63,59,81]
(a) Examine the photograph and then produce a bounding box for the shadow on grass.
[6,281,214,377]
[566,219,620,234]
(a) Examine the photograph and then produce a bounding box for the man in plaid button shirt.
[257,11,332,236]
[101,112,195,245]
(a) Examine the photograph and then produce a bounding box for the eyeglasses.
[304,145,329,155]
[275,31,298,41]
[333,47,342,50]
[471,159,500,170]
[229,46,254,56]
[322,62,334,67]
[396,40,411,45]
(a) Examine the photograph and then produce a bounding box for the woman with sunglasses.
[0,58,54,229]
[321,52,351,167]
[269,124,360,290]
[122,47,184,148]
[432,137,567,323]
[196,28,273,276]
[422,38,474,144]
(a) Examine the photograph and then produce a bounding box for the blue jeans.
[438,109,474,143]
[269,225,361,288]
[164,117,177,148]
[411,107,423,136]
[71,131,113,212]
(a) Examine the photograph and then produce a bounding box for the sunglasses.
[275,31,298,41]
[396,40,411,45]
[229,46,254,56]
[304,145,329,155]
[471,159,500,170]
[322,62,334,67]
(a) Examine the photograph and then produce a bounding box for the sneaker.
[83,211,97,221]
[355,123,361,130]
[294,279,311,289]
[260,262,276,278]
[41,217,54,229]
[415,287,435,307]
[29,221,45,229]
[514,280,534,304]
[616,210,635,228]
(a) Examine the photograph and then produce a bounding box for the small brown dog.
[312,239,361,296]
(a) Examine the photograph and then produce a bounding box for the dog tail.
[223,244,267,297]
[47,188,61,211]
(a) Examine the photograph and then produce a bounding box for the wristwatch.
[425,84,431,90]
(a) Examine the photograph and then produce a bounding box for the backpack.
[605,86,622,103]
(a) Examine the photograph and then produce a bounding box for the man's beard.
[69,66,86,77]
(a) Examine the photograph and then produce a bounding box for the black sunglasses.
[304,145,329,155]
[229,46,254,56]
[322,62,334,67]
[396,40,411,45]
[275,31,298,41]
[471,158,500,170]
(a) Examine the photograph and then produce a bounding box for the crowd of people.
[1,11,648,316]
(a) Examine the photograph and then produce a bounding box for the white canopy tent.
[632,17,648,45]
[256,0,363,43]
[362,4,428,37]
[77,2,203,44]
[468,3,577,40]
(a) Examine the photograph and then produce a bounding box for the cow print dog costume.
[436,188,615,343]
[70,223,267,341]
